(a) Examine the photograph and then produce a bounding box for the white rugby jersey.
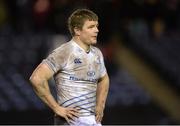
[43,40,107,116]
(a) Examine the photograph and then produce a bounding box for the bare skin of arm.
[95,73,110,123]
[29,63,79,124]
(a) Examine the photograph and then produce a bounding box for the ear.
[74,27,81,36]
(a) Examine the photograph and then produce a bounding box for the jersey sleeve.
[99,50,107,78]
[42,48,68,74]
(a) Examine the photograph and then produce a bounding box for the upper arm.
[29,63,54,85]
[99,73,109,84]
[98,49,107,78]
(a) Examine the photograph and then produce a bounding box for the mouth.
[92,36,97,39]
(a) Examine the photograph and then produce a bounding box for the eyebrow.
[87,23,99,28]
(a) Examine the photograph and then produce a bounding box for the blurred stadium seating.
[0,0,180,125]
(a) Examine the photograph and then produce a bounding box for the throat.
[72,37,91,53]
[86,49,90,54]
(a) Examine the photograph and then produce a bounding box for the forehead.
[83,20,98,27]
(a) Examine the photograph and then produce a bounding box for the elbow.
[29,75,33,83]
[29,74,46,88]
[29,75,35,85]
[29,75,38,87]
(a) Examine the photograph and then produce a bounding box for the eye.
[88,25,95,29]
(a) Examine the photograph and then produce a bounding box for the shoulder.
[53,41,73,53]
[91,46,103,56]
[48,41,76,58]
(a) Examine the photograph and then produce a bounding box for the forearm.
[30,74,79,122]
[30,77,59,112]
[96,74,109,109]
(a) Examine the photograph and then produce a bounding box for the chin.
[91,40,97,45]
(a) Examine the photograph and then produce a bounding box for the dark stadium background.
[0,0,180,125]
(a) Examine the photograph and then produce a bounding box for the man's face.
[78,20,99,45]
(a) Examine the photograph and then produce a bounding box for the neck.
[72,36,90,53]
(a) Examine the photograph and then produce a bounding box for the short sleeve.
[99,50,107,78]
[42,48,67,74]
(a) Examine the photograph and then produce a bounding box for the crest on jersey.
[87,71,95,77]
[74,58,82,64]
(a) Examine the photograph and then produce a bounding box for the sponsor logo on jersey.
[74,58,82,64]
[69,76,81,81]
[69,76,97,83]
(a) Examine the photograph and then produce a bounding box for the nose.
[95,26,99,33]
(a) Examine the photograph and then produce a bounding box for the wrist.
[96,103,105,109]
[53,104,61,113]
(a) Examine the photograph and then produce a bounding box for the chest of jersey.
[62,51,101,83]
